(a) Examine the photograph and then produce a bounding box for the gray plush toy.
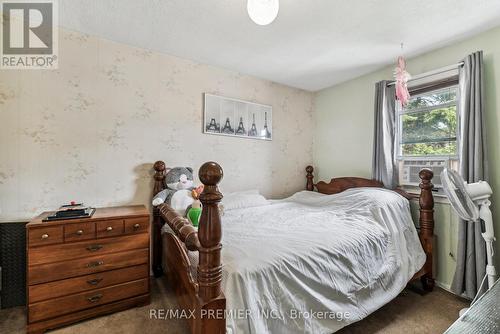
[152,167,195,209]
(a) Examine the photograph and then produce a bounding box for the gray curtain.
[372,81,398,188]
[451,51,489,299]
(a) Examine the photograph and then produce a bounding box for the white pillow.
[220,192,269,212]
[224,189,259,196]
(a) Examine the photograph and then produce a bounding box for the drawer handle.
[87,294,103,303]
[87,278,103,286]
[106,226,113,231]
[87,260,104,268]
[133,223,140,229]
[76,230,84,235]
[86,244,103,252]
[41,234,49,239]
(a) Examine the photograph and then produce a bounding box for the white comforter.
[164,188,426,334]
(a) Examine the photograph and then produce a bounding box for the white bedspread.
[163,188,426,334]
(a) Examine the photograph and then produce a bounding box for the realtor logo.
[1,0,58,69]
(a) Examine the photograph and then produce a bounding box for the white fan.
[441,168,497,296]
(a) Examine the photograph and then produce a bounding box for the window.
[397,85,458,158]
[397,84,459,191]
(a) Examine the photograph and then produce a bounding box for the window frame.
[396,83,460,161]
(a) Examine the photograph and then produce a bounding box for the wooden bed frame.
[151,161,435,334]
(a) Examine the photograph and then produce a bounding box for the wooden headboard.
[305,166,388,195]
[306,166,417,200]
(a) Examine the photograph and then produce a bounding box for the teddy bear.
[152,167,195,214]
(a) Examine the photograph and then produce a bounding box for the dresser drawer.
[124,217,149,234]
[29,248,149,285]
[29,278,149,322]
[29,264,149,303]
[29,233,149,266]
[96,219,124,238]
[28,226,64,247]
[64,222,96,242]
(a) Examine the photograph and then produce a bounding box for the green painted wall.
[314,25,500,290]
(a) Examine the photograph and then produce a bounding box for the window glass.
[399,86,458,157]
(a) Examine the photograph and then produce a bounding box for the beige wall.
[0,29,314,222]
[314,26,500,290]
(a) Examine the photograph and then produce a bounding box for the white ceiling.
[60,0,500,91]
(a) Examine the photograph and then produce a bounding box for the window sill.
[406,191,450,204]
[400,185,450,204]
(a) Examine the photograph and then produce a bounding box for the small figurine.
[187,185,204,227]
[187,199,202,228]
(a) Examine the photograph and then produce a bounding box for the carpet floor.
[0,278,468,334]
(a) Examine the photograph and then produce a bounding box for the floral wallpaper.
[0,29,314,221]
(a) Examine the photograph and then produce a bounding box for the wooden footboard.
[306,166,436,290]
[153,161,226,334]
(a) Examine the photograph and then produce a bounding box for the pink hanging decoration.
[394,56,411,106]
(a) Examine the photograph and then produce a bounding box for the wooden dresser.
[26,205,150,334]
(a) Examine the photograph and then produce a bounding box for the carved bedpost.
[306,166,314,191]
[153,161,166,195]
[198,162,224,301]
[418,169,435,291]
[196,162,226,334]
[152,161,166,277]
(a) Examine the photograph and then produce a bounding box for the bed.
[151,161,436,334]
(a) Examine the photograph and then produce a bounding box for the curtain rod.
[387,61,464,86]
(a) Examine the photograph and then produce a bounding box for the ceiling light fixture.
[247,0,279,26]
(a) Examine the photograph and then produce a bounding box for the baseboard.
[435,280,472,301]
[435,280,452,292]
